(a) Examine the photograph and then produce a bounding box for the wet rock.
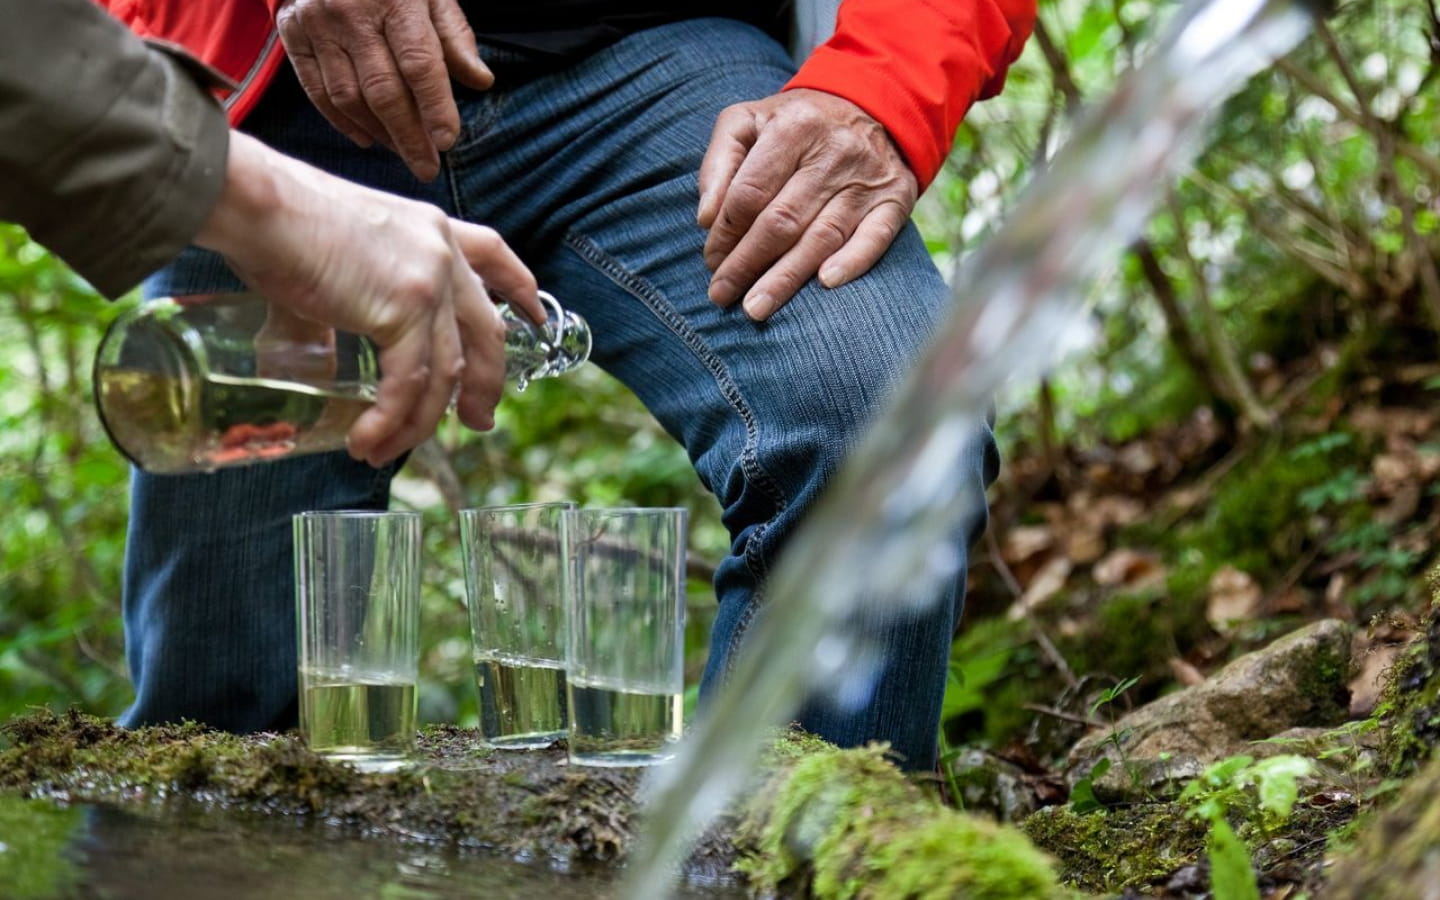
[1067,619,1353,785]
[1089,753,1206,805]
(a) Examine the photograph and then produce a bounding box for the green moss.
[6,711,1062,896]
[1327,752,1440,896]
[1147,434,1368,594]
[0,709,643,862]
[1378,601,1440,774]
[766,727,841,762]
[1199,438,1335,563]
[1295,636,1352,723]
[737,746,1065,899]
[1021,803,1207,894]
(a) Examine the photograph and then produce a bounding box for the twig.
[1023,703,1102,729]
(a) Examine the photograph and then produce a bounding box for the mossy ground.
[0,711,647,868]
[0,712,1065,898]
[735,746,1065,899]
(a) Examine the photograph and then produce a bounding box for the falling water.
[624,0,1325,894]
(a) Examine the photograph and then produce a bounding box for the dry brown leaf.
[1008,556,1073,620]
[1348,406,1435,437]
[1092,548,1166,589]
[1271,587,1310,613]
[1372,452,1414,487]
[1092,495,1146,528]
[1168,657,1206,687]
[1002,525,1055,565]
[1349,642,1409,717]
[1065,530,1107,565]
[1324,573,1353,619]
[1377,483,1421,526]
[1207,565,1262,633]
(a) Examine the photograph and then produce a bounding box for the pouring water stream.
[625,0,1326,894]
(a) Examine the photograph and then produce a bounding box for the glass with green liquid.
[460,502,575,748]
[294,510,421,772]
[563,507,687,767]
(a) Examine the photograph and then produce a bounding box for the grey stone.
[1067,619,1353,786]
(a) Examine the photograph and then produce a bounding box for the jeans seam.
[446,94,508,188]
[561,231,787,586]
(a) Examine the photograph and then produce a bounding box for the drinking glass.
[563,507,687,766]
[294,510,421,772]
[459,501,575,748]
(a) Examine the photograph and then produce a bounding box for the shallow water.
[0,795,737,900]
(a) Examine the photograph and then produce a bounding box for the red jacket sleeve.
[785,0,1036,189]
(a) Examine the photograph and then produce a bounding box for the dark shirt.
[463,1,791,58]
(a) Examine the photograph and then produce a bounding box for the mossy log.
[0,711,1063,899]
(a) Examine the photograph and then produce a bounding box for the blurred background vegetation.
[1,0,1436,761]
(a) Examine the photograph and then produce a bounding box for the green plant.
[1179,754,1315,899]
[1297,466,1369,513]
[1324,522,1425,608]
[1069,676,1141,814]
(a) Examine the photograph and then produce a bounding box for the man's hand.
[276,0,492,181]
[196,132,543,467]
[697,89,919,321]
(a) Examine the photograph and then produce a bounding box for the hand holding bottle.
[192,131,544,467]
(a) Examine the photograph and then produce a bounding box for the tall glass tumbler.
[459,501,575,748]
[563,507,687,767]
[294,510,421,772]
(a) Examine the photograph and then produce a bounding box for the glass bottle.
[93,290,590,474]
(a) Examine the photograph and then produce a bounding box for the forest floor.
[940,317,1440,897]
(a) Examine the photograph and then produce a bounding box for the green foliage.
[1206,818,1262,900]
[940,616,1042,748]
[1180,754,1315,898]
[0,225,131,722]
[1068,756,1111,815]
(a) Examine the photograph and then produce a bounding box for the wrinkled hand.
[276,0,492,181]
[196,132,543,466]
[698,89,919,321]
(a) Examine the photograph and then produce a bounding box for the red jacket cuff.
[784,0,1035,189]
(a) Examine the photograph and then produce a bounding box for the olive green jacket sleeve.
[0,0,231,299]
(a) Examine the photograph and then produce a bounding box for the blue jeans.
[122,18,999,771]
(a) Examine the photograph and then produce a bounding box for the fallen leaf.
[1008,557,1073,620]
[1349,641,1410,717]
[1065,530,1107,565]
[1092,548,1166,589]
[1207,565,1262,634]
[1168,657,1206,686]
[1002,525,1055,565]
